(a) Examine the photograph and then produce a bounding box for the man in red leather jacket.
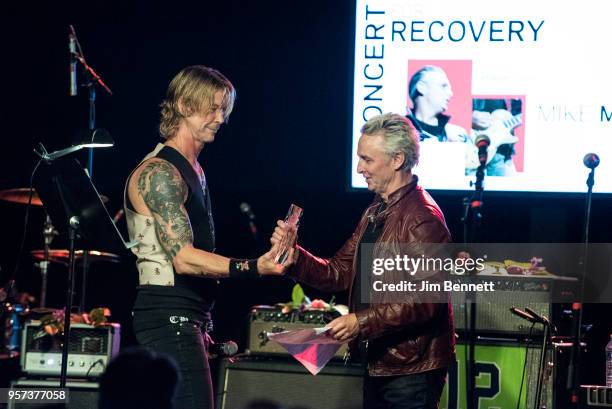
[272,113,455,408]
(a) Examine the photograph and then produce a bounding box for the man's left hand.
[327,313,359,342]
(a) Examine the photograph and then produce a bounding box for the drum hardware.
[1,280,34,357]
[31,249,120,313]
[1,187,111,310]
[1,303,30,356]
[30,307,59,316]
[0,188,45,207]
[0,188,108,207]
[0,187,56,307]
[38,215,58,308]
[30,249,120,266]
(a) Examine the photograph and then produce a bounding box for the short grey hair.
[361,113,419,171]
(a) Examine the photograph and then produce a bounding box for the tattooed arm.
[136,158,228,276]
[134,158,288,277]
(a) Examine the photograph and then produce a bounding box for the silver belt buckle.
[169,315,188,324]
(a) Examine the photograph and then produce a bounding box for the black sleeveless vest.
[156,146,216,252]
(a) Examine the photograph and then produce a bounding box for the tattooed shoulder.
[137,159,187,210]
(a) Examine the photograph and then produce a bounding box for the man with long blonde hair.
[124,65,292,409]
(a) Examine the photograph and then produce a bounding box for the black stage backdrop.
[0,0,609,387]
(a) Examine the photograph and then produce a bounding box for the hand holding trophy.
[271,204,302,266]
[258,204,301,276]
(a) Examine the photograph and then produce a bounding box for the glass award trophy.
[274,203,303,264]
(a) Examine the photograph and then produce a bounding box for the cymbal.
[0,188,44,206]
[0,188,109,206]
[31,249,120,264]
[29,307,58,315]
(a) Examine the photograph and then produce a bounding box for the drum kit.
[0,187,119,359]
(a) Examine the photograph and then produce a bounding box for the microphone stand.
[68,25,113,179]
[511,307,554,409]
[60,216,80,388]
[39,215,57,308]
[33,158,128,388]
[68,25,113,313]
[533,313,553,409]
[566,163,597,406]
[461,158,486,409]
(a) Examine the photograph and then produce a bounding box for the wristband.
[229,258,259,279]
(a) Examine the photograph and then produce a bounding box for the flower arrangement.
[280,284,348,316]
[34,307,111,340]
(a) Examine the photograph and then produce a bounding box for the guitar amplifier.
[246,306,348,358]
[216,357,363,409]
[20,321,120,378]
[450,274,575,335]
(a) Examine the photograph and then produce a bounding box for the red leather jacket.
[289,176,455,376]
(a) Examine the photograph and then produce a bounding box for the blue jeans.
[133,313,213,409]
[364,368,447,409]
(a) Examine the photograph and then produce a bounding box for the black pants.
[364,367,447,409]
[133,312,213,409]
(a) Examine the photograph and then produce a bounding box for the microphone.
[509,306,538,324]
[239,202,258,237]
[474,134,490,165]
[524,307,548,325]
[209,340,238,357]
[0,279,16,303]
[240,202,255,220]
[112,209,125,224]
[583,153,600,169]
[69,32,77,96]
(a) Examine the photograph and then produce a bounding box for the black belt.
[168,315,213,333]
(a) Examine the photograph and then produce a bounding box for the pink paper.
[268,328,344,375]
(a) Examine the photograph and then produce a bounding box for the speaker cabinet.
[440,340,554,409]
[7,379,98,409]
[217,341,565,409]
[216,358,363,409]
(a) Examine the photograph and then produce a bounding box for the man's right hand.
[271,220,296,244]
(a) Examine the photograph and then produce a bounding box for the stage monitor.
[350,0,611,193]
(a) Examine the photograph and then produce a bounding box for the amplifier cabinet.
[216,358,363,409]
[20,322,120,378]
[247,306,348,358]
[450,275,575,335]
[440,340,554,409]
[222,342,564,409]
